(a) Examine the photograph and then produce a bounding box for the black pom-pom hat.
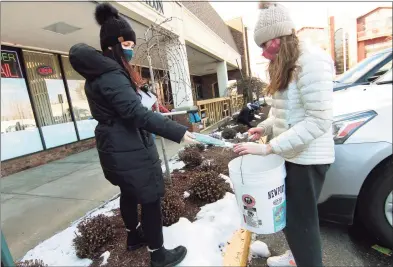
[94,3,136,51]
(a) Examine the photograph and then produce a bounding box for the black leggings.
[283,162,330,267]
[119,187,164,250]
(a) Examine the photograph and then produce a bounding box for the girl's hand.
[233,142,272,156]
[248,127,265,141]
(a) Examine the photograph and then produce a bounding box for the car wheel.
[357,158,393,248]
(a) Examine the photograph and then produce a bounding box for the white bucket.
[228,154,287,234]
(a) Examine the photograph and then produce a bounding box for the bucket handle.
[240,155,245,185]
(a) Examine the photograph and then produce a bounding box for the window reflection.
[23,50,77,148]
[61,55,97,139]
[1,48,43,160]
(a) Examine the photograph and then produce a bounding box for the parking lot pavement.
[250,222,392,266]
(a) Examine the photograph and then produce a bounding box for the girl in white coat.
[234,2,335,267]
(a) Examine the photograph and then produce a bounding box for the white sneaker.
[267,250,296,266]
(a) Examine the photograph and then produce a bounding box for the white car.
[318,68,393,248]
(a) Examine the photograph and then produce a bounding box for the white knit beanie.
[254,2,296,46]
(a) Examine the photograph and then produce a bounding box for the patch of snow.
[100,251,110,266]
[183,191,190,199]
[250,241,271,258]
[21,193,241,267]
[162,159,185,173]
[227,125,237,129]
[236,132,243,139]
[164,193,241,266]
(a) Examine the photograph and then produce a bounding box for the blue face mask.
[123,48,134,62]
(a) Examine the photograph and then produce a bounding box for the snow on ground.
[162,158,186,173]
[100,251,110,266]
[250,241,271,258]
[163,193,241,266]
[21,193,241,266]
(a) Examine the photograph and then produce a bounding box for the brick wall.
[1,138,96,177]
[228,26,249,76]
[182,1,239,53]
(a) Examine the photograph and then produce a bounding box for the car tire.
[357,158,393,248]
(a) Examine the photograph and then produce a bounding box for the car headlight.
[333,110,377,144]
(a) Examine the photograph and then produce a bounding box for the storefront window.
[1,47,43,160]
[61,55,97,139]
[23,50,77,148]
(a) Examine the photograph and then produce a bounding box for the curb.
[223,229,252,266]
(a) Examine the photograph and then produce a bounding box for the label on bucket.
[273,201,286,232]
[243,206,262,228]
[242,194,256,208]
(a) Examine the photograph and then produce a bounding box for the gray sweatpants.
[283,162,330,267]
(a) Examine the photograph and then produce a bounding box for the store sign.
[37,65,54,76]
[1,50,23,78]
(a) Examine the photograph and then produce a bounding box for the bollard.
[1,231,15,267]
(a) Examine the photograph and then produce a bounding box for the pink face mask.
[262,39,281,61]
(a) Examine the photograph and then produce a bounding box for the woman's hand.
[182,131,199,144]
[248,127,265,141]
[233,142,272,156]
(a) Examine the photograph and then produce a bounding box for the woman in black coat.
[69,3,194,267]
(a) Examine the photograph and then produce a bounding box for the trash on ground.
[371,244,392,256]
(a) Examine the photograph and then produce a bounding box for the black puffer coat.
[69,43,187,204]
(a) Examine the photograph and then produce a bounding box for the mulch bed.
[88,147,238,267]
[86,113,269,267]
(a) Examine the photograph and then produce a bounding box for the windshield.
[375,68,392,84]
[337,52,390,84]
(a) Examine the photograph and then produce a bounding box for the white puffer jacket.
[259,43,335,165]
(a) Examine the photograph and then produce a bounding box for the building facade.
[357,7,393,61]
[1,1,242,176]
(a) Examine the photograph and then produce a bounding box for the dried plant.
[161,189,186,226]
[178,149,203,168]
[73,215,115,259]
[16,260,47,267]
[190,170,231,203]
[221,128,237,140]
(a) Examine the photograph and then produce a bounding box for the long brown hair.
[265,30,300,96]
[103,43,144,89]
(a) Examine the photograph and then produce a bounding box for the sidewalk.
[0,138,184,260]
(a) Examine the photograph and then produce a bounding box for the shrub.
[199,159,226,175]
[190,170,231,203]
[209,132,223,140]
[161,189,185,226]
[16,260,47,267]
[221,128,237,140]
[178,149,203,167]
[186,143,205,152]
[73,214,115,259]
[234,124,249,134]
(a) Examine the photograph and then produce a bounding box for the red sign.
[1,50,23,78]
[37,66,54,76]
